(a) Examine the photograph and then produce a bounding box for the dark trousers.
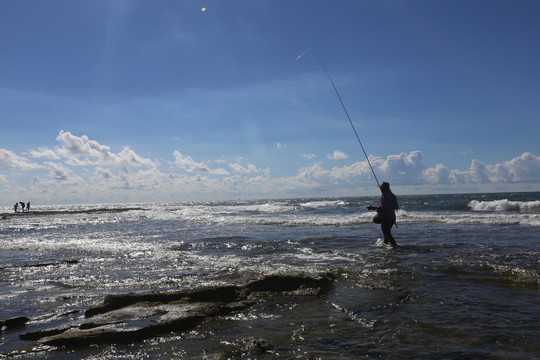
[381,221,397,247]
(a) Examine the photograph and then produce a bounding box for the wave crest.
[469,199,540,212]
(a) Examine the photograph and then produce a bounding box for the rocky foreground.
[3,273,335,354]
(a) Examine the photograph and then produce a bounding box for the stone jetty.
[0,207,144,219]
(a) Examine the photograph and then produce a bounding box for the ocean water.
[0,192,539,359]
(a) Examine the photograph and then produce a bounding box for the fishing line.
[296,48,380,187]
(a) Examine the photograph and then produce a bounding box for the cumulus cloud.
[53,131,157,167]
[229,163,259,174]
[296,151,424,184]
[327,150,348,160]
[495,152,540,183]
[45,162,83,183]
[95,167,114,180]
[29,131,157,168]
[470,159,490,183]
[328,161,372,180]
[423,164,451,184]
[114,168,164,190]
[277,142,286,150]
[173,151,210,172]
[173,150,228,175]
[116,147,157,167]
[296,162,329,180]
[0,149,41,170]
[294,151,540,190]
[28,162,85,196]
[3,128,540,203]
[384,151,540,186]
[377,151,425,184]
[56,131,110,158]
[47,163,69,181]
[428,152,540,185]
[29,147,61,160]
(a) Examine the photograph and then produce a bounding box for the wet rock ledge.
[15,273,335,349]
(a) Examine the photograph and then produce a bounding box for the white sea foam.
[469,199,540,212]
[397,210,540,226]
[299,200,347,208]
[232,202,290,213]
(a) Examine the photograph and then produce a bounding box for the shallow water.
[1,193,539,359]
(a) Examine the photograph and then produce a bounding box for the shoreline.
[0,207,144,219]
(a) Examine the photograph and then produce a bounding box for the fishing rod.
[296,48,380,187]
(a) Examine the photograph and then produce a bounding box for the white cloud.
[292,151,540,192]
[173,150,228,175]
[277,142,286,150]
[0,149,41,170]
[95,167,114,180]
[45,162,83,184]
[53,131,157,167]
[296,162,329,180]
[328,161,372,180]
[28,162,85,197]
[228,163,259,174]
[29,147,61,160]
[173,150,210,172]
[327,150,348,160]
[114,168,164,190]
[56,131,113,159]
[295,152,424,187]
[470,159,490,183]
[212,167,230,176]
[495,152,540,183]
[2,128,540,204]
[377,151,425,184]
[423,164,451,184]
[116,147,157,167]
[445,152,540,185]
[422,152,540,186]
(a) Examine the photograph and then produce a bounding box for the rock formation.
[12,272,335,350]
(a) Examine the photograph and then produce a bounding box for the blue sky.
[1,0,540,205]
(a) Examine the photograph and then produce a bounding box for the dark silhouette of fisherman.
[20,202,25,212]
[368,182,399,247]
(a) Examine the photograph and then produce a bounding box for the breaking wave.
[469,199,540,212]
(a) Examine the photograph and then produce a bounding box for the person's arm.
[368,195,384,211]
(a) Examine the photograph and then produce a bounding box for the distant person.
[27,202,31,212]
[368,182,399,247]
[14,203,18,213]
[20,202,25,212]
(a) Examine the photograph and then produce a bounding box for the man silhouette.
[368,182,399,247]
